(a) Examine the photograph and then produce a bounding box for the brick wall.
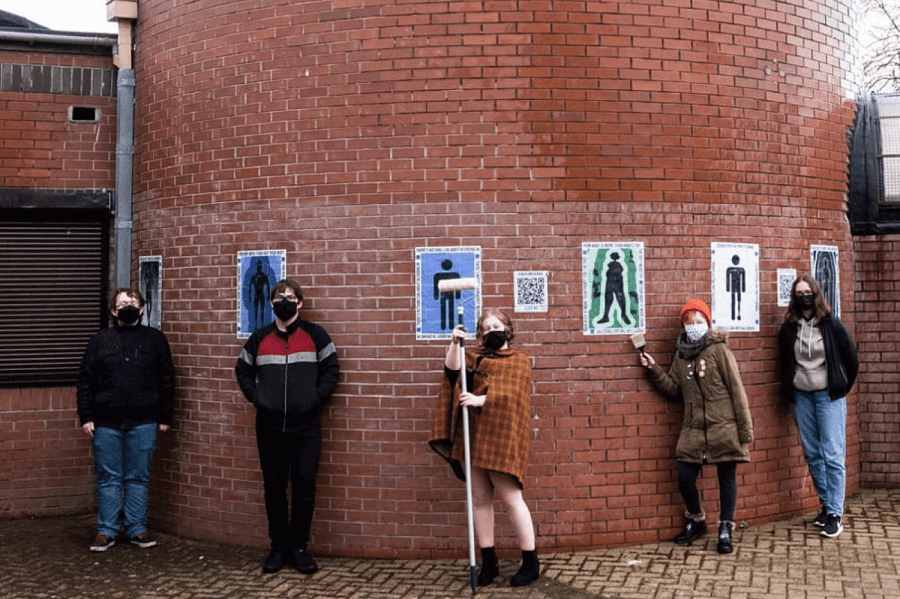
[854,236,900,485]
[129,0,861,557]
[0,48,117,517]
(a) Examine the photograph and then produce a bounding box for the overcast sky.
[0,0,117,33]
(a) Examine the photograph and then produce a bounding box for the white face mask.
[684,322,709,342]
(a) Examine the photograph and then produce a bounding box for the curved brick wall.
[132,0,859,557]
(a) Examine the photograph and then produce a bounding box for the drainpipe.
[108,1,138,288]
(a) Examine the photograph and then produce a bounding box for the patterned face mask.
[684,322,709,342]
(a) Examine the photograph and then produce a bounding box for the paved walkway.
[1,488,898,599]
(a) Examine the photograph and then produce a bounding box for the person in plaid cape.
[429,309,540,588]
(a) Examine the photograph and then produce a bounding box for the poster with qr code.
[810,245,840,318]
[582,242,644,335]
[777,269,796,307]
[514,271,548,313]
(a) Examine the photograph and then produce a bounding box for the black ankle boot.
[717,521,734,554]
[510,550,540,587]
[476,547,499,586]
[674,513,708,545]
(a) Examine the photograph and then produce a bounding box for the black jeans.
[677,461,737,522]
[256,417,322,549]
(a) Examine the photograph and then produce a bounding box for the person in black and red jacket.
[235,279,339,575]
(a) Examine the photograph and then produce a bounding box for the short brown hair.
[270,279,304,302]
[109,287,145,313]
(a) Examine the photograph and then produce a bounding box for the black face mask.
[116,306,141,325]
[795,294,816,311]
[272,299,298,321]
[482,330,507,351]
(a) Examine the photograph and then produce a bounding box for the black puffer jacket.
[76,323,175,428]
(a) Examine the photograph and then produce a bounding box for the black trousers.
[256,417,322,549]
[677,460,738,522]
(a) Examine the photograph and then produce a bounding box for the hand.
[458,392,486,408]
[450,324,466,345]
[82,422,95,438]
[159,424,170,432]
[639,352,656,368]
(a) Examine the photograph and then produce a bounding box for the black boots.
[717,521,734,554]
[510,550,540,587]
[476,547,499,586]
[674,513,708,545]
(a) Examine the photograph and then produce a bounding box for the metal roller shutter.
[0,218,107,386]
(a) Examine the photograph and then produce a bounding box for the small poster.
[139,256,162,329]
[237,250,286,338]
[514,271,549,313]
[811,245,840,317]
[415,247,481,340]
[582,242,644,335]
[711,243,759,332]
[777,268,797,307]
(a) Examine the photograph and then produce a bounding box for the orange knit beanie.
[680,299,711,326]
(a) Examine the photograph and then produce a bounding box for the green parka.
[647,329,753,464]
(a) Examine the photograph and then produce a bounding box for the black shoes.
[264,547,319,574]
[263,547,285,573]
[674,518,708,545]
[813,507,828,528]
[476,547,499,586]
[290,548,319,574]
[129,531,157,548]
[820,514,843,538]
[509,550,540,587]
[89,534,116,552]
[717,521,734,554]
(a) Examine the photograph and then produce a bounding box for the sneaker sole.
[90,542,115,552]
[820,525,843,538]
[130,540,157,548]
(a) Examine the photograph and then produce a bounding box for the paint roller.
[437,277,479,294]
[437,275,479,592]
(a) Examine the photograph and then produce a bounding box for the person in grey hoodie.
[778,275,858,539]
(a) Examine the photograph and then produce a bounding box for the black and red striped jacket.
[235,318,339,430]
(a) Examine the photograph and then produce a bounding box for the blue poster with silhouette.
[416,247,481,340]
[237,250,286,338]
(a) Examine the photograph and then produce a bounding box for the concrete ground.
[1,487,898,599]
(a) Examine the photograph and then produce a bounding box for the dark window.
[70,106,98,122]
[0,210,108,386]
[849,93,900,233]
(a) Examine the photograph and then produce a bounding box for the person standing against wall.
[235,279,339,574]
[430,309,540,587]
[76,288,175,552]
[639,299,754,554]
[778,275,858,538]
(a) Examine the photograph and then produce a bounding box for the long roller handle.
[458,306,477,593]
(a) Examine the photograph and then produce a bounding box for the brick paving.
[1,488,898,599]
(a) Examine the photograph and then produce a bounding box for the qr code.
[514,272,548,312]
[777,270,795,306]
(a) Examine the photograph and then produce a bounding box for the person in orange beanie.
[638,299,754,554]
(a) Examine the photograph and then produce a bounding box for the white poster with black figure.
[711,243,759,332]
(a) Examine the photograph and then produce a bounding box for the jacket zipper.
[282,336,289,433]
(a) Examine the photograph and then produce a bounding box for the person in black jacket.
[235,279,339,575]
[778,275,858,539]
[76,288,175,552]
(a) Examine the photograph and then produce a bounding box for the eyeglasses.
[275,294,299,302]
[115,303,139,310]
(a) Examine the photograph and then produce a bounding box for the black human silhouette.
[815,252,837,314]
[249,260,271,331]
[433,259,461,331]
[726,255,745,321]
[597,252,631,325]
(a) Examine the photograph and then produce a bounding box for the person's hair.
[785,275,831,322]
[476,309,515,344]
[109,287,145,312]
[270,279,304,302]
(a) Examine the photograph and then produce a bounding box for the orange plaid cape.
[429,347,532,486]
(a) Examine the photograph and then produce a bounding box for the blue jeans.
[793,390,846,516]
[92,423,158,537]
